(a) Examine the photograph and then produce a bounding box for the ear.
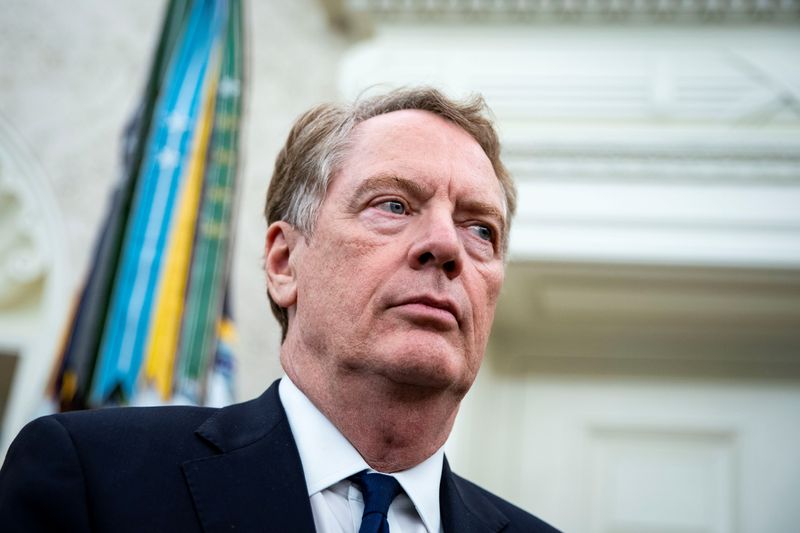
[265,221,303,309]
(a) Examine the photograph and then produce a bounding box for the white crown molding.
[340,28,800,126]
[509,178,800,268]
[504,133,800,185]
[343,0,800,23]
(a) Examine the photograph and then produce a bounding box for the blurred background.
[1,1,799,531]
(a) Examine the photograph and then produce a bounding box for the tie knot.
[350,471,402,518]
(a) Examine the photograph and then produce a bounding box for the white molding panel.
[588,427,735,533]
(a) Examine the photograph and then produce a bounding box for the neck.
[281,343,462,473]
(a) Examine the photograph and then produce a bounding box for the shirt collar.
[279,375,444,533]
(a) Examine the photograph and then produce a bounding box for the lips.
[391,294,461,327]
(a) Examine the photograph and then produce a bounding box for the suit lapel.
[182,380,316,533]
[440,458,509,533]
[181,380,509,533]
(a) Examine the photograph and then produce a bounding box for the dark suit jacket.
[0,380,559,532]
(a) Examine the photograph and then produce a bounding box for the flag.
[52,0,244,410]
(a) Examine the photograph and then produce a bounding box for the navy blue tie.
[350,471,403,533]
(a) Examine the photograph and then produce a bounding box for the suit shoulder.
[42,404,217,452]
[450,472,562,533]
[51,404,215,431]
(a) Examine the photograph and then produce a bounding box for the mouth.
[391,295,461,329]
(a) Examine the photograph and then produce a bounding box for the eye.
[470,224,493,242]
[376,200,406,215]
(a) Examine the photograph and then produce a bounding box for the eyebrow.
[348,173,507,236]
[347,174,431,210]
[458,198,507,237]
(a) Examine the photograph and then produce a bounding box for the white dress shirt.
[279,376,444,533]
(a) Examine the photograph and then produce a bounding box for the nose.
[407,210,463,279]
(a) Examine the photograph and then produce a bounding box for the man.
[0,87,559,532]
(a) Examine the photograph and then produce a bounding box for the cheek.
[301,233,388,309]
[469,266,505,340]
[325,222,387,261]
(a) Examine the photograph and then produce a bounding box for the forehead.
[336,109,502,204]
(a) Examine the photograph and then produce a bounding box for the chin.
[375,342,475,394]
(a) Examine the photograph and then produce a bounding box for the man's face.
[288,109,506,395]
